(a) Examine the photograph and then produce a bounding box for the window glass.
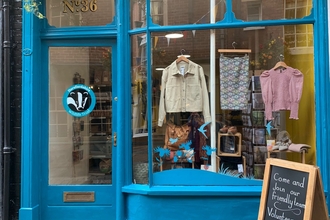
[234,0,312,22]
[150,30,212,172]
[130,0,224,28]
[143,25,315,181]
[131,0,147,29]
[49,47,113,185]
[131,33,152,184]
[46,0,115,27]
[130,0,312,29]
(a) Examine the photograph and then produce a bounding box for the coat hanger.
[176,49,190,63]
[272,54,288,70]
[218,42,252,54]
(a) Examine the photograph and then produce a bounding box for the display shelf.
[217,132,242,157]
[88,81,112,181]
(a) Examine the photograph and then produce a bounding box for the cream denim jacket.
[158,60,211,127]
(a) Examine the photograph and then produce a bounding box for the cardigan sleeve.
[260,70,274,120]
[289,69,304,119]
[158,68,168,127]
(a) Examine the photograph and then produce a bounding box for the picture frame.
[253,146,267,164]
[254,164,265,179]
[252,111,265,126]
[252,93,265,109]
[253,128,266,145]
[252,76,261,91]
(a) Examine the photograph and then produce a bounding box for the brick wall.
[10,1,22,219]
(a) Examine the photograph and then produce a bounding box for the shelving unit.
[88,80,112,184]
[242,75,268,179]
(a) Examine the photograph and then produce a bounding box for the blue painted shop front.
[19,0,330,219]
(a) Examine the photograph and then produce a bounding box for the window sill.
[122,184,262,196]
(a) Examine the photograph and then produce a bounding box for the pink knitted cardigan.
[260,67,304,120]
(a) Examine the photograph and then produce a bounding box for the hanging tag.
[238,164,243,173]
[180,67,185,75]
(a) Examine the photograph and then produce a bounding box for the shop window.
[129,1,315,186]
[46,0,115,27]
[130,24,316,185]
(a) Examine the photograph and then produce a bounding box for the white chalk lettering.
[271,191,293,209]
[267,207,293,220]
[274,173,290,184]
[290,190,300,196]
[292,177,305,188]
[273,182,286,192]
[294,197,305,209]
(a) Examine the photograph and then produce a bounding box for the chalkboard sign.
[258,158,328,220]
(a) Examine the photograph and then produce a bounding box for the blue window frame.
[126,0,330,194]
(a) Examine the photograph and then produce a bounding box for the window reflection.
[234,0,312,21]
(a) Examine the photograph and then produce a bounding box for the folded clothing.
[288,143,311,152]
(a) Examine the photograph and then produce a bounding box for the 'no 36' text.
[63,0,98,13]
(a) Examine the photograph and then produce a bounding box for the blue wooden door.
[40,41,117,220]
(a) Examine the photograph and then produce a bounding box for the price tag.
[237,164,243,173]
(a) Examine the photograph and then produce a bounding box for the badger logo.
[67,91,89,111]
[63,84,96,117]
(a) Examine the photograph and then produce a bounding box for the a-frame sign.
[258,158,328,220]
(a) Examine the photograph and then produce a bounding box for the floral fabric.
[220,54,250,110]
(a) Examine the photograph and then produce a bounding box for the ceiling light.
[165,32,184,39]
[155,68,165,71]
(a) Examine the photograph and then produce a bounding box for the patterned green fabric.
[220,54,250,110]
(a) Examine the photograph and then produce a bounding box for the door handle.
[113,132,117,146]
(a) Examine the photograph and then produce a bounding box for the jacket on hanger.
[260,67,304,120]
[158,60,211,127]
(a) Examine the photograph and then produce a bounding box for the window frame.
[126,0,318,189]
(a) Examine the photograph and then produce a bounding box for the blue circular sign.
[62,84,96,118]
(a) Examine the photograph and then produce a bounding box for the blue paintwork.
[126,195,261,220]
[20,5,43,220]
[313,0,330,207]
[20,0,330,219]
[153,169,262,186]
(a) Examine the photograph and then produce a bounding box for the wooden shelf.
[217,132,242,157]
[267,149,307,164]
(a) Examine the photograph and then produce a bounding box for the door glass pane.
[49,47,113,185]
[46,0,115,27]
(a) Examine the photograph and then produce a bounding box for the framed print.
[252,111,265,126]
[253,128,266,145]
[252,93,265,109]
[252,76,261,91]
[254,146,267,164]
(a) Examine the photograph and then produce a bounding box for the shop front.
[19,0,329,219]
